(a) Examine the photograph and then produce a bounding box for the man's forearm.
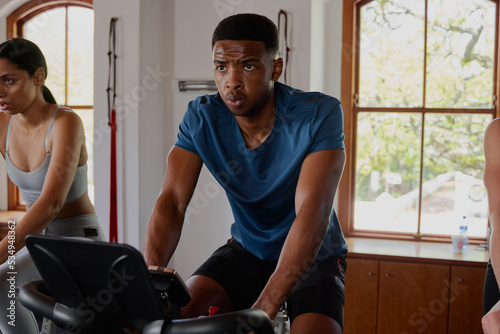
[144,200,185,267]
[253,212,329,318]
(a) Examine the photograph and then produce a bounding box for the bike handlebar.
[20,280,275,334]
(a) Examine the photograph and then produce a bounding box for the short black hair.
[212,13,279,55]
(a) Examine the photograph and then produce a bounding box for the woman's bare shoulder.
[485,118,500,141]
[52,107,84,130]
[485,118,500,165]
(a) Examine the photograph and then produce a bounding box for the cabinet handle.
[368,272,375,276]
[458,278,464,283]
[385,273,392,277]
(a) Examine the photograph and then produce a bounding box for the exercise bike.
[19,235,276,334]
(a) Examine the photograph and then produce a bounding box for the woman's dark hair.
[212,13,279,56]
[0,37,57,104]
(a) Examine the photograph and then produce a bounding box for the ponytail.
[0,38,57,103]
[42,85,57,104]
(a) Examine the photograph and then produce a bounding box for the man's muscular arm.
[252,149,345,319]
[144,146,203,267]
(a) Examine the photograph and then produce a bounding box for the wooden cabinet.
[377,261,450,334]
[343,238,488,334]
[344,258,379,334]
[448,266,485,334]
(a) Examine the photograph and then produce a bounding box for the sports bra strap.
[5,106,62,154]
[45,106,61,153]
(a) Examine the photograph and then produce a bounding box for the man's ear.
[34,67,46,86]
[272,58,283,81]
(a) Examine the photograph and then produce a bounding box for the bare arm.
[144,146,203,267]
[482,118,500,333]
[485,118,500,286]
[252,149,346,319]
[0,112,84,263]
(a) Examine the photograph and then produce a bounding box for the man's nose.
[225,69,243,90]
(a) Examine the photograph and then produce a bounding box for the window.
[6,0,94,209]
[340,0,499,242]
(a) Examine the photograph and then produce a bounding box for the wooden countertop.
[0,210,25,224]
[346,237,489,267]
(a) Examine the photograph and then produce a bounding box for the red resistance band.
[108,17,118,243]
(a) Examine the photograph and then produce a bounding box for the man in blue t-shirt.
[145,13,347,333]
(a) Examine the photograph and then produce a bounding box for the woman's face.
[0,58,43,115]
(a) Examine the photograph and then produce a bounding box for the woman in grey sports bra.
[0,38,104,334]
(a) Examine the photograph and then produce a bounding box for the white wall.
[93,0,174,250]
[0,0,344,280]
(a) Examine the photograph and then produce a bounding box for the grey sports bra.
[5,106,88,205]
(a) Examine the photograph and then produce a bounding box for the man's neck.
[236,101,276,150]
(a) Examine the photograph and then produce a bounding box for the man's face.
[212,40,282,117]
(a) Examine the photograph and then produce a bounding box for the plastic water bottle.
[459,216,469,249]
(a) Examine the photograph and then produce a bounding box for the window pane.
[74,109,94,204]
[359,0,425,108]
[426,0,496,108]
[23,8,66,105]
[67,7,94,106]
[354,112,421,233]
[420,114,491,237]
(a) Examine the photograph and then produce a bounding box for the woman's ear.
[34,67,46,86]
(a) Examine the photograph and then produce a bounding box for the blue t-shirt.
[175,82,348,261]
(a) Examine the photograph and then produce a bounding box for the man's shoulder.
[187,93,226,114]
[276,82,340,110]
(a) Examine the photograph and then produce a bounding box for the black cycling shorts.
[192,238,346,328]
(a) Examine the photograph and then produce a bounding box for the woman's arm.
[0,111,85,263]
[484,118,500,287]
[482,118,500,333]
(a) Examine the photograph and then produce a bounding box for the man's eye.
[217,66,226,71]
[244,65,255,70]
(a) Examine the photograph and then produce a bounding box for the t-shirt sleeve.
[308,98,345,154]
[175,101,199,154]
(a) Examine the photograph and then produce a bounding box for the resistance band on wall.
[277,10,291,85]
[108,17,118,243]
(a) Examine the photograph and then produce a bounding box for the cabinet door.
[448,265,486,334]
[378,261,450,334]
[344,258,379,334]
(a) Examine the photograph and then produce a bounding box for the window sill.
[346,237,489,267]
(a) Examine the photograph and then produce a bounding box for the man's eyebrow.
[240,58,260,64]
[213,58,260,65]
